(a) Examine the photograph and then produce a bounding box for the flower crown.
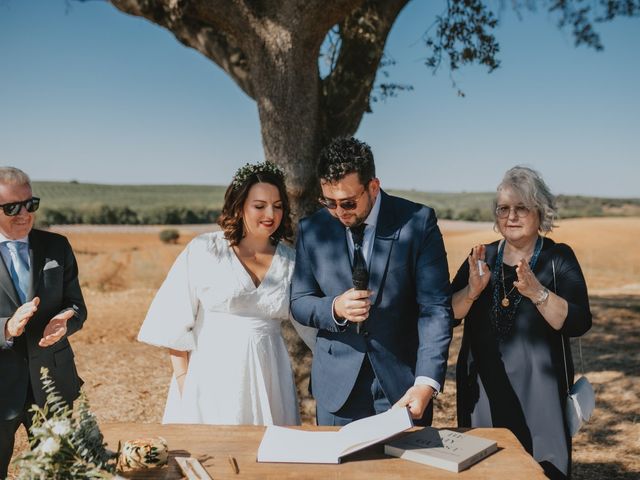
[231,161,285,190]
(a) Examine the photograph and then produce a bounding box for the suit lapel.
[28,230,46,300]
[0,250,21,307]
[324,214,353,293]
[369,191,398,305]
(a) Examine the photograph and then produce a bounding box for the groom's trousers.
[315,356,391,426]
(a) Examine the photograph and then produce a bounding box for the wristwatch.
[533,287,550,306]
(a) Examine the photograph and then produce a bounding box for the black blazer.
[0,229,87,421]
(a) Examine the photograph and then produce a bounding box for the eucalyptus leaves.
[12,368,117,479]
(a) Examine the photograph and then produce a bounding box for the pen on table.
[228,455,239,474]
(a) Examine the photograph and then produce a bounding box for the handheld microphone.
[352,263,369,334]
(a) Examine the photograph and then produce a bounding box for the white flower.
[39,437,61,455]
[50,419,71,437]
[30,426,47,437]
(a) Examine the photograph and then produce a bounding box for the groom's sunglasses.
[318,188,367,211]
[0,197,40,216]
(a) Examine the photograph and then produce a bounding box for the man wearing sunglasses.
[291,137,453,427]
[0,167,87,477]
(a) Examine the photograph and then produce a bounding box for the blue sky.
[1,0,638,197]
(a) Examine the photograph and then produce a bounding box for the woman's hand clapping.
[467,245,491,299]
[514,258,544,300]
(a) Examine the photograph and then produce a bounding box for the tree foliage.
[98,0,639,216]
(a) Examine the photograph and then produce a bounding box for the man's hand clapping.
[39,309,75,347]
[5,297,40,339]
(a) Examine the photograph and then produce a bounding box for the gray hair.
[0,167,31,187]
[494,165,557,233]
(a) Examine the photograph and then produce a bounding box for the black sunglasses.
[0,197,40,216]
[318,188,367,211]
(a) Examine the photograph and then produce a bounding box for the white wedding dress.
[138,231,316,426]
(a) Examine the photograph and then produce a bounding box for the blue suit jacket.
[290,191,453,413]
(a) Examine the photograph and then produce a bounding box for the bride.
[138,162,316,425]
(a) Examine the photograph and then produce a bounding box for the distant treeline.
[31,181,640,225]
[387,190,640,222]
[39,206,221,226]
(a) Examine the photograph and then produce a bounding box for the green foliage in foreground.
[12,368,116,479]
[31,181,640,225]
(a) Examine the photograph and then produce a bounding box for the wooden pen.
[228,455,239,474]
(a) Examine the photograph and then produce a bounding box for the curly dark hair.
[217,170,293,246]
[316,137,376,185]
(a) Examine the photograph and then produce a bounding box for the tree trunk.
[250,35,324,220]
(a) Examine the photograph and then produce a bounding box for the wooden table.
[102,423,546,479]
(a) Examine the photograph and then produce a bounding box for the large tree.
[107,0,638,216]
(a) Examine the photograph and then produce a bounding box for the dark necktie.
[350,223,367,277]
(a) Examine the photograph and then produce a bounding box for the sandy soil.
[8,217,640,479]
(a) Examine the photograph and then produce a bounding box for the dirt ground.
[8,217,640,479]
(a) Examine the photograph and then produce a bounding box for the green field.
[33,182,226,210]
[31,181,640,225]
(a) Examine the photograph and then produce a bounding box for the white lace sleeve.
[138,245,198,351]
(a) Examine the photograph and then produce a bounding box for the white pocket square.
[44,260,60,270]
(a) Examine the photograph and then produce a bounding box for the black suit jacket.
[0,229,86,421]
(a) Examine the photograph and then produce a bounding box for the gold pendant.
[501,297,510,308]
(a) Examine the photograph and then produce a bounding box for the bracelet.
[533,288,550,306]
[175,372,187,379]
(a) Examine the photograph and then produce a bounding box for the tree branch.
[110,0,254,97]
[320,0,410,142]
[547,0,640,50]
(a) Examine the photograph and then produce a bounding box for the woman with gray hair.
[451,166,592,479]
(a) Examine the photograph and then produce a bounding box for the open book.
[257,407,413,464]
[384,427,498,472]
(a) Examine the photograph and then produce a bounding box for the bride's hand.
[175,372,187,395]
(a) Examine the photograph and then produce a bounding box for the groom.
[291,137,453,426]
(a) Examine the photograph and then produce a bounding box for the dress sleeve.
[138,245,199,351]
[450,252,472,326]
[288,312,317,351]
[451,251,471,294]
[554,244,592,338]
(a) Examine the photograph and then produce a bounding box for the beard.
[337,193,374,227]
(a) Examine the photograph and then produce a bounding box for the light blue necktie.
[5,241,30,304]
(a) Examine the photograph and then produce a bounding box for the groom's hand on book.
[393,384,435,419]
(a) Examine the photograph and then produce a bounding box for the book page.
[257,427,340,463]
[339,407,413,457]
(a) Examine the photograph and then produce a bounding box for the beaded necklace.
[490,236,544,340]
